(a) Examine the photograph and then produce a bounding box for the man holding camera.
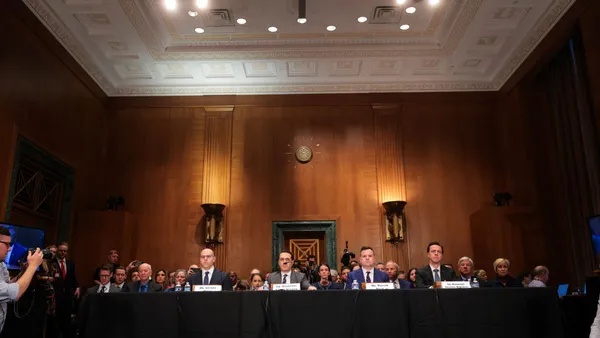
[0,226,44,333]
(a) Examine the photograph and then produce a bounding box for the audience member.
[346,247,388,289]
[518,271,531,287]
[188,264,199,277]
[375,262,385,272]
[349,260,359,270]
[188,248,233,290]
[352,265,360,271]
[36,247,59,334]
[54,242,80,338]
[249,273,264,290]
[229,271,242,290]
[491,258,522,288]
[527,266,549,288]
[87,266,120,294]
[415,242,457,288]
[398,270,406,280]
[122,263,162,292]
[330,269,339,283]
[168,271,175,288]
[130,270,140,282]
[305,255,319,284]
[249,268,261,277]
[474,269,488,281]
[456,256,475,282]
[93,250,120,285]
[267,251,315,290]
[311,264,341,290]
[385,261,412,289]
[113,266,127,290]
[407,268,417,288]
[154,269,169,290]
[165,269,187,292]
[340,266,351,290]
[590,299,600,337]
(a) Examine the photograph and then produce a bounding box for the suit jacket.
[390,278,413,289]
[121,280,163,293]
[455,275,476,283]
[345,268,389,289]
[188,268,233,291]
[415,265,457,288]
[86,284,121,295]
[53,258,79,302]
[267,271,312,290]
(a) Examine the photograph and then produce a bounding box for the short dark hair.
[341,266,351,273]
[376,262,385,266]
[360,246,374,254]
[58,242,69,247]
[99,265,112,273]
[426,242,443,253]
[0,227,10,237]
[398,270,406,275]
[307,255,316,260]
[279,250,294,260]
[115,266,126,272]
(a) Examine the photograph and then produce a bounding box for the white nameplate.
[365,283,395,290]
[272,283,301,291]
[441,281,471,289]
[193,285,222,292]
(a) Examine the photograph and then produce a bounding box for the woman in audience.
[165,269,188,292]
[312,263,342,290]
[330,269,340,284]
[407,268,417,288]
[474,269,488,281]
[491,258,522,288]
[249,273,264,290]
[154,269,169,290]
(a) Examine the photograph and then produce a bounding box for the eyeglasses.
[0,240,12,248]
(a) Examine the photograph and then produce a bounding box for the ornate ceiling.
[23,0,574,96]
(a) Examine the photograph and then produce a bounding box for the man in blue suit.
[346,246,389,289]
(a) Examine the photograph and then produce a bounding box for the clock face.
[295,146,313,163]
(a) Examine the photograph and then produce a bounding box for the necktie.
[141,284,147,293]
[203,271,210,285]
[60,260,66,278]
[100,285,106,293]
[366,271,371,283]
[282,274,288,284]
[433,269,440,282]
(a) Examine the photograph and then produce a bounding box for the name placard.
[365,283,395,290]
[441,281,471,289]
[193,285,222,292]
[272,283,301,291]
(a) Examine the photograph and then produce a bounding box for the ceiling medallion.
[295,146,313,163]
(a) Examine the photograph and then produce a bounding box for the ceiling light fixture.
[165,0,176,11]
[237,18,247,25]
[400,24,410,30]
[298,0,307,24]
[429,0,440,5]
[406,7,416,14]
[395,0,406,4]
[357,16,367,23]
[194,27,205,33]
[268,26,278,32]
[327,25,336,32]
[196,0,208,9]
[188,11,198,17]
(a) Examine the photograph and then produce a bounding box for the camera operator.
[0,226,44,333]
[304,255,319,284]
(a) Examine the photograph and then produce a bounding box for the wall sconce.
[200,203,225,244]
[382,201,407,243]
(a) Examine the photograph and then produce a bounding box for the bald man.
[188,248,233,291]
[121,263,163,292]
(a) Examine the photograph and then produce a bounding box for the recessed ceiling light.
[236,18,247,25]
[395,0,406,4]
[400,24,410,30]
[196,0,208,9]
[429,0,440,5]
[194,27,205,33]
[297,18,307,24]
[357,16,368,23]
[268,26,278,32]
[406,7,416,14]
[188,11,198,17]
[165,0,176,11]
[326,25,336,32]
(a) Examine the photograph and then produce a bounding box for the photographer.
[0,226,44,333]
[304,255,319,284]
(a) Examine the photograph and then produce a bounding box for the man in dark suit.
[86,265,121,294]
[346,246,389,289]
[385,261,413,289]
[455,256,476,282]
[267,251,315,290]
[54,242,80,338]
[415,241,457,288]
[121,263,163,292]
[188,248,233,291]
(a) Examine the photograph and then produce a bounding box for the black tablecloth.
[78,288,563,338]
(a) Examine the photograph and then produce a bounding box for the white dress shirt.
[280,271,291,284]
[430,265,442,281]
[362,268,375,283]
[201,266,215,284]
[97,283,110,293]
[590,300,600,337]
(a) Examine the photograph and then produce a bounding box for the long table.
[78,288,563,338]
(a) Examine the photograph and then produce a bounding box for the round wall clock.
[295,145,313,163]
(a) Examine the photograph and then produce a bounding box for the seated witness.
[346,247,389,289]
[407,268,417,288]
[87,266,119,294]
[188,248,233,290]
[528,266,549,288]
[415,242,457,288]
[165,269,187,292]
[456,257,475,282]
[267,251,315,290]
[154,269,169,290]
[490,258,522,288]
[385,261,412,289]
[249,273,264,290]
[121,263,162,292]
[312,264,342,290]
